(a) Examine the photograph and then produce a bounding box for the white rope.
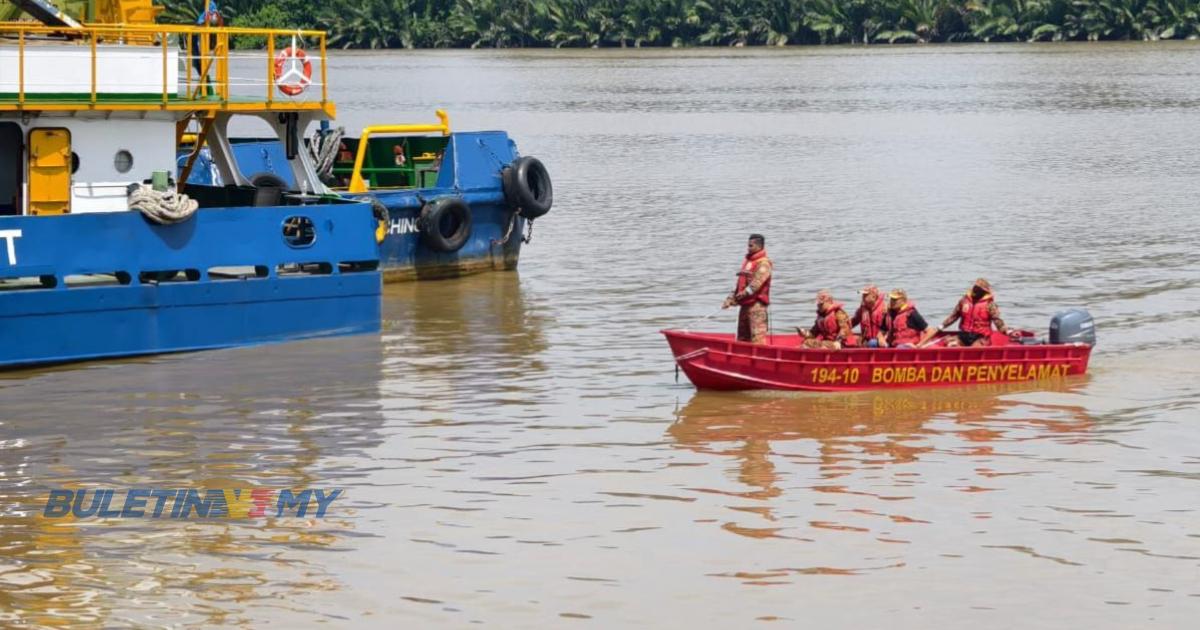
[128,184,198,225]
[674,348,709,362]
[680,307,724,331]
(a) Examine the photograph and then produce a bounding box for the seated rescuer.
[722,233,772,345]
[852,284,887,348]
[938,277,1010,347]
[882,289,931,348]
[797,290,856,349]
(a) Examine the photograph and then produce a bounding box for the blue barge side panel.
[372,131,525,281]
[0,204,381,368]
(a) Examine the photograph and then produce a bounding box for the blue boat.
[183,110,554,282]
[0,206,381,367]
[0,6,382,368]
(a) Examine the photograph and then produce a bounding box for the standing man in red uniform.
[722,234,773,345]
[939,278,1010,347]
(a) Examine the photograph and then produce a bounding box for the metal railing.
[0,22,332,114]
[346,110,452,193]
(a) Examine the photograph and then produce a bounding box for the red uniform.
[958,294,996,336]
[735,250,771,306]
[852,299,886,343]
[811,303,858,347]
[942,280,1007,347]
[732,250,772,345]
[885,302,922,346]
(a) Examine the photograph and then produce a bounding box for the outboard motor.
[1049,308,1096,346]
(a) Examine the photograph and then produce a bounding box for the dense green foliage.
[149,0,1200,48]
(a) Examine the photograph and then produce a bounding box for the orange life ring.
[273,46,313,97]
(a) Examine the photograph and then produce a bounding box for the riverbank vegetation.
[149,1,1200,49]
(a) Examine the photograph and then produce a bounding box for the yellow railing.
[347,110,452,193]
[0,22,333,115]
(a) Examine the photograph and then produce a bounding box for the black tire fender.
[419,197,472,253]
[501,156,553,219]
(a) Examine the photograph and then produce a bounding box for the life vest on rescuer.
[814,302,858,346]
[855,299,886,340]
[886,302,921,346]
[735,251,771,306]
[959,294,994,335]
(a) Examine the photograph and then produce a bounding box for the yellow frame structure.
[0,22,334,117]
[346,110,451,193]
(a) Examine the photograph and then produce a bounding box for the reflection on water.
[0,337,385,627]
[0,271,558,626]
[670,382,1096,541]
[383,270,549,361]
[374,272,551,424]
[3,44,1200,627]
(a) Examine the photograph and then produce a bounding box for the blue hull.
[0,276,379,368]
[206,131,527,282]
[0,204,381,369]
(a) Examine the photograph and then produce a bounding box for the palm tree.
[1154,0,1200,39]
[94,0,1200,48]
[805,0,883,44]
[323,0,403,48]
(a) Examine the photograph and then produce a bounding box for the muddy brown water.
[3,43,1200,627]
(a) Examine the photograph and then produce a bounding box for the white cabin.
[0,18,334,217]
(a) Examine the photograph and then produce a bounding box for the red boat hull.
[663,330,1092,392]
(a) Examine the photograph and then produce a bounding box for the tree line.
[147,1,1200,48]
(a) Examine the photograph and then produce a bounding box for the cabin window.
[114,150,134,174]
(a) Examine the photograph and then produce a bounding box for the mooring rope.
[674,348,709,362]
[308,126,344,181]
[128,185,198,225]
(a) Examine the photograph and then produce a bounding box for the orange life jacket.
[735,250,771,306]
[814,303,858,345]
[959,294,994,336]
[885,302,921,346]
[854,298,886,341]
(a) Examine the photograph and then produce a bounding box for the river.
[2,43,1199,628]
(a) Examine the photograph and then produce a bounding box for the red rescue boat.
[664,318,1094,392]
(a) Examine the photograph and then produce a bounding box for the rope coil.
[128,184,198,225]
